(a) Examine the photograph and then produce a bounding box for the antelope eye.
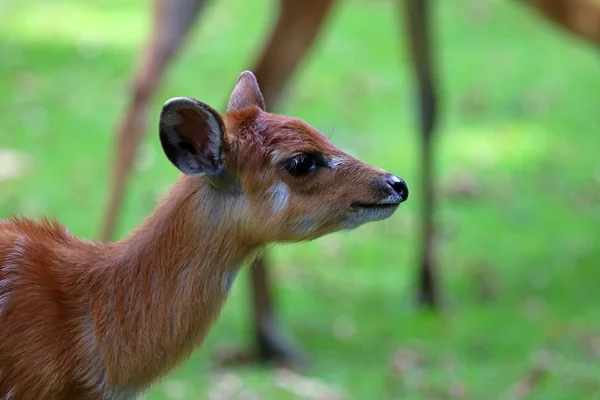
[285,154,320,177]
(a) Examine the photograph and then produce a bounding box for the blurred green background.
[1,0,599,398]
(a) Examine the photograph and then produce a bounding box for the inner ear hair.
[159,97,242,193]
[159,97,225,176]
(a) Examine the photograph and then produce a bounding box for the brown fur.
[525,0,600,45]
[0,72,406,399]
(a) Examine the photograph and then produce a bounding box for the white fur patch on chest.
[221,265,242,294]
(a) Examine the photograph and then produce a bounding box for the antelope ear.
[159,97,225,176]
[227,70,266,113]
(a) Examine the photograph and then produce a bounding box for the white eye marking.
[292,216,319,235]
[269,181,290,213]
[269,149,284,164]
[327,155,346,170]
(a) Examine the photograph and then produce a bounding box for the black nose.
[386,175,409,202]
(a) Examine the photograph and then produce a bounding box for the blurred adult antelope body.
[99,0,600,364]
[0,71,408,400]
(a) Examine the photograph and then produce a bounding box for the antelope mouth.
[350,202,401,210]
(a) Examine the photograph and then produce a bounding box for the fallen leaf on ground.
[274,368,345,400]
[504,350,552,400]
[206,372,259,400]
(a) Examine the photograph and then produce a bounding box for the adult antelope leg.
[522,0,600,47]
[398,0,596,311]
[245,0,337,365]
[402,0,440,307]
[100,0,207,242]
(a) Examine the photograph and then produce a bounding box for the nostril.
[387,175,409,201]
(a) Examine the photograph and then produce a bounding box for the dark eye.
[285,154,320,177]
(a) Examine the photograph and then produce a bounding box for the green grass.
[1,0,600,398]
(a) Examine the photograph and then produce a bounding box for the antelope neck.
[86,176,256,388]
